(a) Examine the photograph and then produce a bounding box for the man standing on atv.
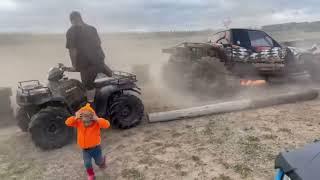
[66,11,113,107]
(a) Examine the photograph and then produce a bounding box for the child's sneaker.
[86,168,95,180]
[99,155,107,169]
[87,175,95,180]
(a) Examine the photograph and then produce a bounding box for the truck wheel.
[29,107,74,150]
[162,60,181,89]
[190,58,233,97]
[162,56,192,90]
[109,94,144,129]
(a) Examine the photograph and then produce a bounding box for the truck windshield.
[232,29,280,50]
[248,30,273,47]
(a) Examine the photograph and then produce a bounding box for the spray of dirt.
[138,55,320,113]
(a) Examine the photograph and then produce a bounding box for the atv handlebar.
[58,63,77,72]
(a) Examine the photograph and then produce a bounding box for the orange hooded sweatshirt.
[65,104,110,149]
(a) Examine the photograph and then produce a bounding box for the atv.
[162,29,319,94]
[15,63,144,150]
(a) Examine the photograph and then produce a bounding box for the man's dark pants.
[80,64,112,90]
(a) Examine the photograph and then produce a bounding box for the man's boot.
[86,89,96,110]
[86,168,95,180]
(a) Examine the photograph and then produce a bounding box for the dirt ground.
[1,96,320,180]
[1,32,320,180]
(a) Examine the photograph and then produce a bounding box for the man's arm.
[94,27,101,45]
[66,28,77,69]
[69,48,77,68]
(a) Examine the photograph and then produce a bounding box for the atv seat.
[94,71,137,88]
[94,77,113,88]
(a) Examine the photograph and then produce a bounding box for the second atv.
[15,63,144,150]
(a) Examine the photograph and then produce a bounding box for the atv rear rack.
[105,71,137,85]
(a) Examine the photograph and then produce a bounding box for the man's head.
[69,11,84,25]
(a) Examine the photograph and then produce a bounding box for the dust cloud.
[0,32,211,112]
[0,32,319,113]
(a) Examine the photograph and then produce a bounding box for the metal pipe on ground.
[148,89,318,123]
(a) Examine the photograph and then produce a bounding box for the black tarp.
[275,141,320,180]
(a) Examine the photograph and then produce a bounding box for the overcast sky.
[1,0,320,33]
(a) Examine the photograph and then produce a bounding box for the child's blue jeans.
[82,145,104,169]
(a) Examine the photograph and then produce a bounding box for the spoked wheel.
[109,94,144,129]
[29,107,74,150]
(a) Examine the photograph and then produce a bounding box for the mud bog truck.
[162,28,320,95]
[15,64,144,150]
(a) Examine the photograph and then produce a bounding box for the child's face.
[81,111,94,126]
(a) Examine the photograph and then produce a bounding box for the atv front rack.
[18,80,51,95]
[18,80,41,88]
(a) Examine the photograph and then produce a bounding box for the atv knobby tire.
[29,107,74,150]
[16,107,38,132]
[109,94,144,129]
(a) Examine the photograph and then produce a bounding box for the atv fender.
[38,96,71,113]
[96,83,141,117]
[96,85,118,117]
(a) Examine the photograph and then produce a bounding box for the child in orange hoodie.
[65,103,110,180]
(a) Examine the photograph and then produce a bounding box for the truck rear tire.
[29,107,74,150]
